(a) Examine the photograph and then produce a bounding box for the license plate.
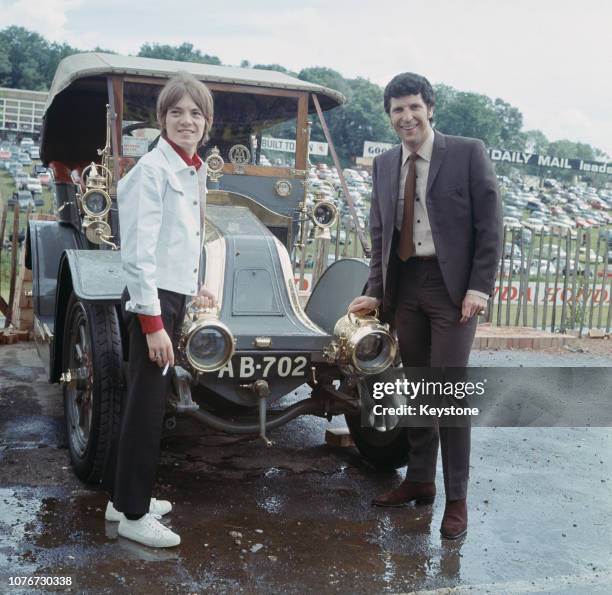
[216,354,309,379]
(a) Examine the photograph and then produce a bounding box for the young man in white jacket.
[102,72,216,548]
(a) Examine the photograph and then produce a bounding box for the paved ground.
[0,342,611,594]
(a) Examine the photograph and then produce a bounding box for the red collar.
[163,135,203,171]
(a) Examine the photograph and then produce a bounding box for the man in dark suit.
[349,72,502,539]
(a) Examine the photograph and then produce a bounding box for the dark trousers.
[393,256,477,501]
[102,288,186,516]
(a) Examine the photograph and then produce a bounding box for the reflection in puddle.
[258,495,283,514]
[0,488,43,570]
[264,467,282,478]
[380,549,396,584]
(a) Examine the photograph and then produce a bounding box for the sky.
[1,0,611,158]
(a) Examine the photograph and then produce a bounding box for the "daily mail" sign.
[487,149,611,175]
[361,140,611,176]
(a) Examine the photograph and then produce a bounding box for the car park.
[7,161,23,176]
[504,206,522,218]
[37,171,51,186]
[26,52,402,484]
[524,217,548,232]
[26,177,43,194]
[14,173,29,190]
[8,190,35,210]
[529,261,556,276]
[503,216,521,228]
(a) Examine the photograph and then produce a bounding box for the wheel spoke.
[79,325,88,357]
[78,394,87,428]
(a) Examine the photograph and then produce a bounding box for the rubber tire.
[62,293,123,483]
[345,412,410,471]
[342,368,411,471]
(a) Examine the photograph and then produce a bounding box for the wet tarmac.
[0,342,611,593]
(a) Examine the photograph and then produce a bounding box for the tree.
[297,67,352,163]
[494,98,525,150]
[137,42,221,65]
[433,85,527,151]
[334,77,396,162]
[0,34,11,84]
[92,46,117,54]
[297,68,396,165]
[525,129,549,154]
[0,26,75,90]
[434,90,501,146]
[547,139,600,161]
[432,84,456,126]
[251,63,296,76]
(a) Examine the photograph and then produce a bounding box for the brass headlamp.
[80,163,112,218]
[325,312,397,375]
[311,186,337,229]
[311,199,338,228]
[178,300,235,374]
[77,105,116,249]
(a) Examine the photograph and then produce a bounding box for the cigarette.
[162,362,170,376]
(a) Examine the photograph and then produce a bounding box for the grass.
[490,302,610,332]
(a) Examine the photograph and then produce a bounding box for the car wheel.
[62,293,123,482]
[343,372,410,471]
[345,412,410,470]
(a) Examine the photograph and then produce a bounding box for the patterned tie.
[397,153,418,261]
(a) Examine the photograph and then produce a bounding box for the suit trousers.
[102,287,187,516]
[393,256,477,501]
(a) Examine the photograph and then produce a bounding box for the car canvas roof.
[45,52,345,114]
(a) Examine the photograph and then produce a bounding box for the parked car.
[503,216,521,229]
[37,171,51,186]
[504,206,522,218]
[27,52,402,484]
[8,190,35,210]
[26,177,43,194]
[529,261,556,276]
[14,173,29,189]
[7,161,23,176]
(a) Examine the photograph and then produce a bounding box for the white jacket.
[118,137,207,316]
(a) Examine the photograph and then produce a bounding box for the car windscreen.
[121,82,298,171]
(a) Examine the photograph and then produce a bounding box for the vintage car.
[26,53,408,483]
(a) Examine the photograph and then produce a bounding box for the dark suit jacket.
[365,130,502,318]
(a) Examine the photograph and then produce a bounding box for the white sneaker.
[105,498,173,522]
[117,513,181,548]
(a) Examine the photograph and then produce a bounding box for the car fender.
[26,220,84,322]
[305,258,370,334]
[50,250,125,382]
[26,220,83,379]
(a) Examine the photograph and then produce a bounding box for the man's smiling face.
[389,94,433,152]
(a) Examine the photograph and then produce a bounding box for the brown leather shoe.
[371,480,436,507]
[440,498,467,539]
